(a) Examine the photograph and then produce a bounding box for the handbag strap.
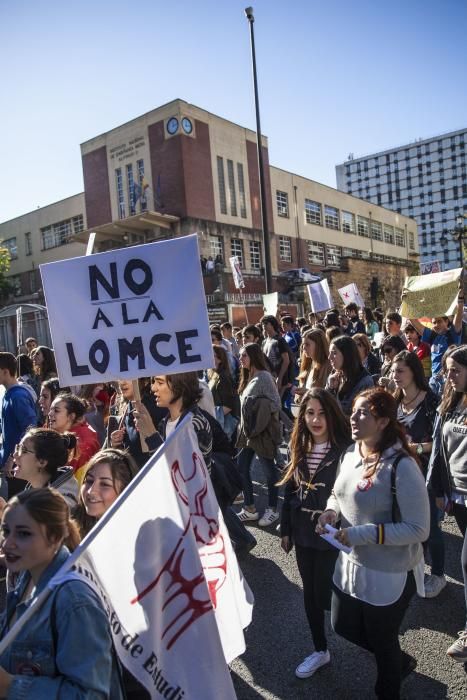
[390,452,405,523]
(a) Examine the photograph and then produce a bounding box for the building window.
[210,236,224,260]
[371,220,383,241]
[324,205,339,230]
[237,163,247,218]
[408,232,415,250]
[279,236,292,262]
[249,241,261,270]
[394,227,405,247]
[227,160,237,216]
[8,274,21,296]
[231,238,244,267]
[29,270,36,294]
[357,215,370,237]
[2,237,17,260]
[276,190,289,217]
[217,157,227,215]
[307,241,325,265]
[115,168,125,219]
[326,245,341,267]
[136,159,147,212]
[126,163,135,216]
[40,215,84,251]
[341,211,355,233]
[25,232,32,256]
[305,199,322,225]
[383,224,395,245]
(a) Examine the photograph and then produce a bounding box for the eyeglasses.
[15,444,35,456]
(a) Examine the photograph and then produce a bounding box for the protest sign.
[229,256,245,290]
[338,282,365,308]
[307,278,333,313]
[400,267,462,319]
[262,292,278,316]
[1,416,252,699]
[420,260,441,275]
[40,235,214,386]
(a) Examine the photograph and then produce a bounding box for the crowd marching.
[0,282,465,699]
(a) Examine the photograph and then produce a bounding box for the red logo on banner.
[131,452,227,649]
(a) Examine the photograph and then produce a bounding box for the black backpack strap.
[390,452,405,523]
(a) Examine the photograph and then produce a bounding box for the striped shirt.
[306,442,330,480]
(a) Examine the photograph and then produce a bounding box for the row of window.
[276,190,410,247]
[344,134,467,173]
[40,215,84,251]
[216,157,247,218]
[116,159,147,219]
[209,235,261,269]
[278,235,414,268]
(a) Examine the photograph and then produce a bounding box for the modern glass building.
[336,128,467,270]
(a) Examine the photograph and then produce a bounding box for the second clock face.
[166,117,179,135]
[182,117,193,134]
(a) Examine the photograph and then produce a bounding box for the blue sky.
[1,0,466,223]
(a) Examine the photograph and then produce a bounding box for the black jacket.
[280,444,348,549]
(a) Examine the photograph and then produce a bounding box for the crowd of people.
[0,288,465,698]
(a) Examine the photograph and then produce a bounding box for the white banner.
[307,279,333,313]
[44,417,251,698]
[338,282,365,308]
[229,256,245,290]
[262,292,278,316]
[40,235,214,386]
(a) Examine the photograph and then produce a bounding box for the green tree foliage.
[0,246,13,301]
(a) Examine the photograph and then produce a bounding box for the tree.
[0,246,13,302]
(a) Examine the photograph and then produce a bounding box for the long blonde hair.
[298,328,330,389]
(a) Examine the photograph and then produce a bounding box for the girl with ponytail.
[279,388,350,679]
[317,388,429,698]
[12,428,79,508]
[0,488,124,698]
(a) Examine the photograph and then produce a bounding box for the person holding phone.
[279,388,350,679]
[317,388,429,700]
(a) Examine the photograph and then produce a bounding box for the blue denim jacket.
[0,547,124,700]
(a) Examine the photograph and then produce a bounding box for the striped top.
[306,442,331,480]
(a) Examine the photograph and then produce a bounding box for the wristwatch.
[416,444,424,456]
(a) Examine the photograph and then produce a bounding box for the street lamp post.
[441,213,467,269]
[244,6,273,294]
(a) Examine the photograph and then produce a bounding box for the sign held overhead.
[40,235,214,386]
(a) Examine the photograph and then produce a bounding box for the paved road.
[231,460,467,699]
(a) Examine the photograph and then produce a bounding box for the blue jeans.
[237,447,279,509]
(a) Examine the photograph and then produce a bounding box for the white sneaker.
[237,508,259,522]
[258,508,280,527]
[295,650,331,679]
[424,574,447,598]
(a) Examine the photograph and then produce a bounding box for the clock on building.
[181,117,193,135]
[166,117,179,135]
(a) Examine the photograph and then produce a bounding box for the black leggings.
[295,545,338,652]
[331,571,416,700]
[452,503,467,628]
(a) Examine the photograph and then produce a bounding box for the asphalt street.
[231,458,467,700]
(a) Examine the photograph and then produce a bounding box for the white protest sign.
[229,256,245,290]
[338,282,365,308]
[262,292,278,316]
[40,235,214,386]
[307,279,333,313]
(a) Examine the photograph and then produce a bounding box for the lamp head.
[245,6,254,21]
